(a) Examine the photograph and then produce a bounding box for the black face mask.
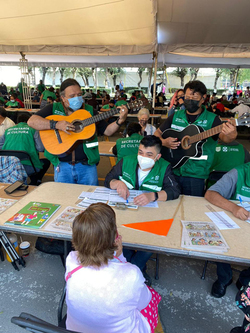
[184,99,201,113]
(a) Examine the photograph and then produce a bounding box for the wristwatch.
[116,118,122,126]
[153,192,158,202]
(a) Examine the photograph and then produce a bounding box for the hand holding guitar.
[220,120,237,139]
[117,105,128,123]
[56,121,76,134]
[162,137,180,149]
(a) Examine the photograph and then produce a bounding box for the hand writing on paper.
[231,205,250,221]
[115,181,130,200]
[133,193,154,206]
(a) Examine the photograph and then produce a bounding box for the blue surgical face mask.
[68,96,83,111]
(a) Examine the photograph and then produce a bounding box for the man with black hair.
[0,107,15,136]
[155,80,237,197]
[112,122,143,162]
[28,78,128,185]
[105,135,180,205]
[105,135,180,284]
[0,113,50,185]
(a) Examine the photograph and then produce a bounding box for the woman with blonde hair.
[137,108,156,136]
[65,203,161,333]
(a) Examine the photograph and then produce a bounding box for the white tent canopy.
[1,0,250,67]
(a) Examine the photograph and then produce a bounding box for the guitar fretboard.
[81,108,120,127]
[189,119,236,144]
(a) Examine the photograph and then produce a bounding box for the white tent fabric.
[1,0,250,67]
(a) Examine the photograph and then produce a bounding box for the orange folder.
[122,218,174,236]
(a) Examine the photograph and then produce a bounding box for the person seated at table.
[12,93,24,108]
[6,95,20,108]
[102,93,110,107]
[37,80,46,95]
[47,96,54,105]
[0,107,15,137]
[168,89,185,117]
[112,122,143,163]
[129,92,137,102]
[138,108,156,136]
[40,87,57,110]
[83,89,92,98]
[32,91,40,102]
[86,93,99,113]
[115,94,128,107]
[205,162,250,298]
[96,89,102,98]
[66,202,161,333]
[104,135,180,284]
[0,113,50,185]
[100,99,115,112]
[115,84,121,100]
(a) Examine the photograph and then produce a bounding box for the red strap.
[66,265,83,282]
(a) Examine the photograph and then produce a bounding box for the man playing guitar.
[28,78,128,185]
[154,80,237,197]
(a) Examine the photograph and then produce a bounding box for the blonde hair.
[138,108,150,118]
[72,203,117,268]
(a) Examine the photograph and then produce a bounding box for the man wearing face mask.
[104,135,180,284]
[28,78,128,185]
[155,80,237,197]
[104,135,180,205]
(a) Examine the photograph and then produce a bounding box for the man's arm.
[103,106,128,136]
[28,114,75,134]
[205,169,250,220]
[154,115,180,149]
[33,131,44,152]
[0,134,5,149]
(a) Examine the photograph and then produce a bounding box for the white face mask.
[137,155,158,170]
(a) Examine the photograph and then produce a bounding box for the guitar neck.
[189,119,236,144]
[81,107,121,127]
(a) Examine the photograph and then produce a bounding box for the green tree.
[171,67,188,87]
[77,68,92,87]
[59,67,66,84]
[38,67,51,85]
[107,68,125,87]
[137,68,145,88]
[189,68,199,81]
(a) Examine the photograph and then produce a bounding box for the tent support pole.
[95,67,98,92]
[233,67,240,92]
[152,52,158,119]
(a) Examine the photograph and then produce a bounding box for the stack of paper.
[0,198,17,214]
[77,187,158,209]
[44,206,84,234]
[181,221,229,253]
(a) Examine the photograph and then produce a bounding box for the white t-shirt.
[138,168,150,187]
[144,124,156,136]
[65,251,151,333]
[0,117,15,137]
[231,104,250,118]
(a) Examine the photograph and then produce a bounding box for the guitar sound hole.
[181,136,191,150]
[72,120,83,133]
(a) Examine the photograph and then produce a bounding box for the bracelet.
[153,192,158,202]
[50,120,58,130]
[116,119,123,127]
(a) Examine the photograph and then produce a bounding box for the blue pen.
[126,199,128,203]
[239,196,243,205]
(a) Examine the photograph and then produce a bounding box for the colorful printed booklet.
[181,221,229,253]
[44,206,85,234]
[0,198,17,214]
[5,202,61,229]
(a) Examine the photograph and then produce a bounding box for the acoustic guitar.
[40,100,145,155]
[161,113,250,169]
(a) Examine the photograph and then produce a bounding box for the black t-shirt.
[159,111,222,141]
[37,104,108,162]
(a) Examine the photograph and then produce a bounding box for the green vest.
[115,100,128,106]
[2,123,43,169]
[116,133,143,163]
[6,101,19,107]
[172,108,217,179]
[210,143,245,173]
[231,163,250,201]
[44,102,100,167]
[120,154,170,192]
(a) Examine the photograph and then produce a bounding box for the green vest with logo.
[210,142,245,172]
[172,108,217,179]
[231,163,250,200]
[116,133,143,163]
[120,154,170,192]
[2,123,43,169]
[44,102,100,166]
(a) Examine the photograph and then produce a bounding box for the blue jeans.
[54,162,98,185]
[174,175,205,197]
[123,249,153,272]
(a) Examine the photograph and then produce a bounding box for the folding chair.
[0,150,37,174]
[11,312,80,333]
